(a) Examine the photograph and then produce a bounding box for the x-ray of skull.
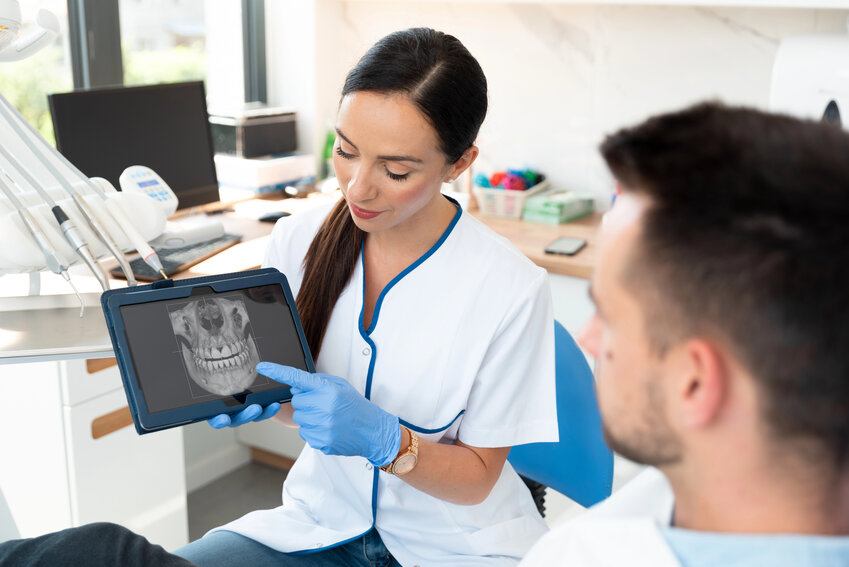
[168,295,261,396]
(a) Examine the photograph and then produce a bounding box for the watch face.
[392,453,417,475]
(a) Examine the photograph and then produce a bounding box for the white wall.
[267,2,849,206]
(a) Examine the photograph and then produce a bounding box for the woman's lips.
[350,202,382,220]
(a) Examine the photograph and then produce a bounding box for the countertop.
[0,193,600,363]
[471,211,599,280]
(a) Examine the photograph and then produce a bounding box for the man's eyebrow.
[335,127,423,164]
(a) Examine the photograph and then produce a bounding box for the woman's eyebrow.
[335,127,423,164]
[335,128,358,150]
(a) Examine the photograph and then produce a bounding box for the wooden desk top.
[471,212,600,280]
[193,199,601,281]
[187,194,601,280]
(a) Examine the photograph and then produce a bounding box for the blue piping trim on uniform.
[358,196,462,400]
[286,527,373,556]
[365,197,462,336]
[400,409,465,434]
[370,467,379,520]
[287,470,381,556]
[352,196,463,538]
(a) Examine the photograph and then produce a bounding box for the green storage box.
[522,191,594,225]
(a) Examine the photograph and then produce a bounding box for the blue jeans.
[174,528,399,567]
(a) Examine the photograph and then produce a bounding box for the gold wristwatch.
[380,426,419,475]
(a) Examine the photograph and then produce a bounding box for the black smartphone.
[544,236,587,256]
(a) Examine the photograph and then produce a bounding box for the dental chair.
[508,321,614,515]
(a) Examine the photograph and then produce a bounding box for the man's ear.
[444,145,479,183]
[672,338,729,429]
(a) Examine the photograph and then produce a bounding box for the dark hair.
[600,102,849,467]
[297,28,488,359]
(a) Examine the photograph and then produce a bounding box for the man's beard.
[602,379,683,467]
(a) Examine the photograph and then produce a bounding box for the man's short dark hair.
[600,102,849,467]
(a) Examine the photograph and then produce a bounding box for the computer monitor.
[49,81,219,210]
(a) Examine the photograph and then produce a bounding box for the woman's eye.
[385,168,409,182]
[335,146,355,160]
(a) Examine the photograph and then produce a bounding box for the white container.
[472,179,550,218]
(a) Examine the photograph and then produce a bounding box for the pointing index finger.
[256,362,320,391]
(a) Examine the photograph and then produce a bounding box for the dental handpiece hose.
[0,94,135,285]
[0,93,166,280]
[0,176,85,316]
[0,143,110,290]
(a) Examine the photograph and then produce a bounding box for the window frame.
[66,0,266,101]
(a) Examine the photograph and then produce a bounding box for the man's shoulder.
[521,515,681,567]
[520,468,678,566]
[585,467,675,523]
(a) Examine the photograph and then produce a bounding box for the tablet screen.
[119,284,308,414]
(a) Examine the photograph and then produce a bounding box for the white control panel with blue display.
[119,165,180,216]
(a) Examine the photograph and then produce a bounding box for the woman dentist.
[175,27,558,567]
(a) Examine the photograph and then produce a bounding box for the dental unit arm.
[0,1,172,303]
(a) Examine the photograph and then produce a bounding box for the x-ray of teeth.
[168,295,261,396]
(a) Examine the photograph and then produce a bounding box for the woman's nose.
[345,164,377,202]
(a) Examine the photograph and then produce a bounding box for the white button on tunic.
[215,199,558,566]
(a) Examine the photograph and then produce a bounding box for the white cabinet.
[0,359,188,550]
[236,418,306,460]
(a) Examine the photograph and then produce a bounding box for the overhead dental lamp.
[0,0,59,62]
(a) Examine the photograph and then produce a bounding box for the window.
[119,0,206,86]
[0,0,72,143]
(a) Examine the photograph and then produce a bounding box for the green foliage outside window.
[0,46,70,145]
[123,45,206,88]
[0,44,205,147]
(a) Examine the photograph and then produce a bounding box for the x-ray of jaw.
[168,296,261,396]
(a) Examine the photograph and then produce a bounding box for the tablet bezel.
[102,269,314,434]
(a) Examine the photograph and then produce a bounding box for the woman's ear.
[445,145,480,183]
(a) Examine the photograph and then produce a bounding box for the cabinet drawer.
[63,388,188,549]
[60,358,123,407]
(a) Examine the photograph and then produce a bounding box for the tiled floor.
[187,462,287,542]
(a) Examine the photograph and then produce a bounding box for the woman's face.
[333,91,456,234]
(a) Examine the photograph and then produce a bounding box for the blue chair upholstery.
[508,320,614,509]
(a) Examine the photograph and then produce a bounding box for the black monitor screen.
[49,81,219,210]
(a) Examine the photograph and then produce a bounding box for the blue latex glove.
[208,401,281,429]
[256,361,402,467]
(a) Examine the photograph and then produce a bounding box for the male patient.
[522,102,849,565]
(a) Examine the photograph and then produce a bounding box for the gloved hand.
[208,402,281,429]
[256,361,402,467]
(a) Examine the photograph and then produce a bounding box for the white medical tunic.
[217,198,558,566]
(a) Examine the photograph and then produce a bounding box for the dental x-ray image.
[168,295,261,396]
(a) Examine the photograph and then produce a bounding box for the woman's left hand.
[256,362,402,467]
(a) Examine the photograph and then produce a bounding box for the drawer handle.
[91,406,133,439]
[86,358,118,374]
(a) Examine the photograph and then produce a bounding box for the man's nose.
[577,315,601,358]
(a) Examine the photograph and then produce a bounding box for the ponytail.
[297,199,363,359]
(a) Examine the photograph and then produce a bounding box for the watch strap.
[380,426,418,474]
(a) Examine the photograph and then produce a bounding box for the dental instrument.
[2,105,169,282]
[0,94,138,286]
[2,98,170,281]
[0,173,84,316]
[0,141,110,291]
